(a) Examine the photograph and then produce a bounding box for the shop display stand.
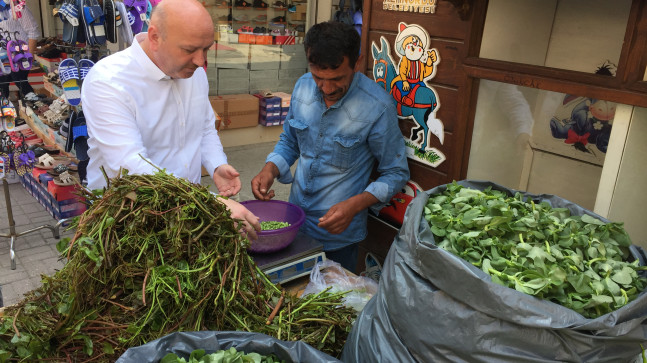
[1,177,65,270]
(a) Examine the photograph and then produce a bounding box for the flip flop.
[1,98,15,118]
[13,149,35,176]
[2,116,14,132]
[47,163,69,176]
[53,170,80,186]
[17,40,33,71]
[78,59,94,81]
[103,0,117,43]
[58,58,82,106]
[140,0,152,32]
[124,0,146,34]
[65,110,77,152]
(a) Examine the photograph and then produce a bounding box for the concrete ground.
[0,141,290,307]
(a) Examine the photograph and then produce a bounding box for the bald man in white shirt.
[82,0,260,236]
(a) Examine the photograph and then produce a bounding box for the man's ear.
[354,54,365,72]
[148,25,161,50]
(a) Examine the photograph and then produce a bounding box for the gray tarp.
[342,180,647,363]
[117,331,341,363]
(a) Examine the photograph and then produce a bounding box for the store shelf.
[20,102,77,160]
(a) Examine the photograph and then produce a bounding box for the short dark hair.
[304,21,360,69]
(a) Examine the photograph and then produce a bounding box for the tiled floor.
[0,141,290,307]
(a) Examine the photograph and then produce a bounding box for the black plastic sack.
[117,331,341,363]
[342,180,647,363]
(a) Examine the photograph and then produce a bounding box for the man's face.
[309,56,357,107]
[155,24,214,79]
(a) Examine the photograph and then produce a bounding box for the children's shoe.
[270,28,281,36]
[360,252,382,282]
[288,4,295,12]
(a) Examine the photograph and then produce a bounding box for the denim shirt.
[267,72,410,250]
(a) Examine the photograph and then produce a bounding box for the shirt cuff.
[365,181,390,214]
[267,152,293,184]
[202,158,226,179]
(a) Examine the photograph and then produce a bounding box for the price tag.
[140,13,147,21]
[68,16,79,27]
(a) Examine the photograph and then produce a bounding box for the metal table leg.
[1,177,64,270]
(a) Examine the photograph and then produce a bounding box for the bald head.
[151,0,214,39]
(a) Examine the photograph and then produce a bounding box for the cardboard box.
[238,33,256,44]
[218,87,250,95]
[209,94,259,131]
[218,68,249,92]
[250,44,281,70]
[278,68,306,79]
[280,46,307,69]
[255,35,273,45]
[47,181,82,202]
[273,35,296,45]
[271,91,291,108]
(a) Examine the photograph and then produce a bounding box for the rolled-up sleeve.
[365,102,410,214]
[20,7,40,40]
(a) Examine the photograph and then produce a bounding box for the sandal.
[47,163,69,176]
[35,153,58,169]
[53,170,79,186]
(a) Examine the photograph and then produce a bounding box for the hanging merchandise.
[124,0,148,34]
[81,0,106,45]
[115,0,133,44]
[103,0,118,43]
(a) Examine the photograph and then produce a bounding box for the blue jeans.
[325,243,359,274]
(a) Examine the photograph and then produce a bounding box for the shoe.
[23,92,40,102]
[234,0,251,7]
[252,14,267,22]
[295,24,305,32]
[253,0,267,8]
[270,28,281,36]
[288,4,295,12]
[233,14,249,21]
[270,15,285,22]
[271,0,286,8]
[359,252,382,282]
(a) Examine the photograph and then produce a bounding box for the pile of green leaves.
[0,170,355,362]
[161,347,285,363]
[424,182,647,319]
[260,221,290,231]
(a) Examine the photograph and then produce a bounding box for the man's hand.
[318,192,379,234]
[213,164,241,197]
[251,162,279,201]
[218,197,261,239]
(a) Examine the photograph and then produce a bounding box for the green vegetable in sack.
[161,347,286,363]
[423,181,647,318]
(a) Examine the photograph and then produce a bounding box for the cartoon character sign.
[550,95,616,154]
[378,180,422,225]
[371,22,446,168]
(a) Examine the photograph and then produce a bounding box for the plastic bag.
[116,331,340,363]
[342,180,647,363]
[302,259,378,312]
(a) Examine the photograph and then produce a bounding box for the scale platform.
[251,231,326,284]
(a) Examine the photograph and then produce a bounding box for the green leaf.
[604,276,621,296]
[581,214,605,225]
[611,268,633,285]
[161,353,182,363]
[431,225,446,237]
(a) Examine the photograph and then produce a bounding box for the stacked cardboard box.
[218,68,249,95]
[255,94,282,126]
[249,70,279,95]
[22,171,86,220]
[279,45,307,92]
[272,91,292,122]
[210,94,259,131]
[215,43,249,70]
[250,44,281,70]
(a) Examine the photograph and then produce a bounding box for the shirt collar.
[131,33,171,81]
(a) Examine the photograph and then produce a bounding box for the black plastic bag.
[342,180,647,363]
[117,331,341,363]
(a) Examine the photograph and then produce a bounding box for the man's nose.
[320,81,335,94]
[193,50,207,67]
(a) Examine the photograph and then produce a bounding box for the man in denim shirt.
[252,21,409,273]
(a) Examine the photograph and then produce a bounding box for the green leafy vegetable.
[423,182,647,318]
[161,347,286,363]
[260,221,290,231]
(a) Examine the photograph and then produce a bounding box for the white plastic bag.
[302,259,378,312]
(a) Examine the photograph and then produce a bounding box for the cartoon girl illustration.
[390,23,438,93]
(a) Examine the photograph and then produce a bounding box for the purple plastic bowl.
[240,200,306,253]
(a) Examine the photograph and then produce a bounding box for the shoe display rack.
[204,0,308,40]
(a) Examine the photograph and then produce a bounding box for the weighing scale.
[251,231,326,284]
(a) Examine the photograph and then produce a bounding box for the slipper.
[47,163,69,176]
[140,0,152,32]
[35,153,58,169]
[2,116,14,132]
[72,111,89,161]
[103,0,118,43]
[58,0,80,44]
[78,59,94,81]
[82,0,107,45]
[124,0,146,34]
[7,40,20,72]
[65,110,77,152]
[53,170,79,186]
[59,110,74,138]
[58,58,81,106]
[1,98,15,118]
[16,40,33,71]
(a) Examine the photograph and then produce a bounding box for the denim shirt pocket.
[332,135,361,171]
[287,118,310,146]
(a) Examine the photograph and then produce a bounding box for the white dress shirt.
[82,34,226,190]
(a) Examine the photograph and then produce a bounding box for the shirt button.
[319,133,322,137]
